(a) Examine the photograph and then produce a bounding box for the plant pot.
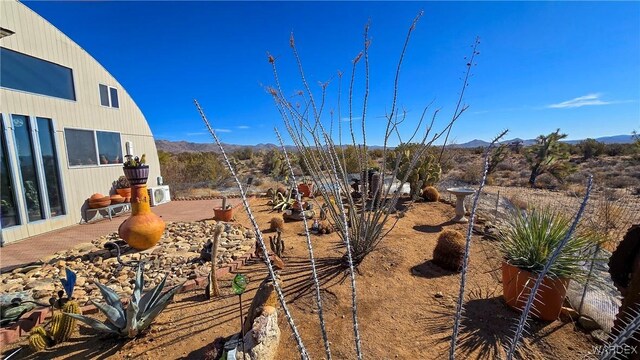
[118,185,165,250]
[297,183,314,198]
[214,207,234,222]
[116,188,132,198]
[123,165,149,185]
[501,262,570,321]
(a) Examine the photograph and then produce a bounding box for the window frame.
[0,114,23,229]
[98,84,120,109]
[64,127,123,168]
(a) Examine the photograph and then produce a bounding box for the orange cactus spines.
[118,185,165,250]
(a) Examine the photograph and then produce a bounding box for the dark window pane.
[12,115,44,222]
[96,131,122,165]
[65,129,97,166]
[109,87,119,108]
[99,84,109,106]
[1,118,19,227]
[0,47,76,100]
[37,118,65,217]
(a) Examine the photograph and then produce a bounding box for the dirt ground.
[7,197,598,359]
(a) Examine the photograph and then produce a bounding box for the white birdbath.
[446,187,476,223]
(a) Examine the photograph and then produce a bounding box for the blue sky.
[24,1,640,146]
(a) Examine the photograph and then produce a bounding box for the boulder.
[234,307,280,360]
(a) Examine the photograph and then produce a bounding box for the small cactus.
[28,326,50,352]
[422,186,440,202]
[269,216,284,232]
[221,196,229,210]
[53,300,80,343]
[432,230,465,271]
[317,220,334,235]
[269,230,285,258]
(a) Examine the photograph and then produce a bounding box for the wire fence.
[435,180,640,332]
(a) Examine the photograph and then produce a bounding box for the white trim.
[30,116,51,219]
[0,114,23,228]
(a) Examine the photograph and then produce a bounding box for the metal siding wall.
[0,0,161,244]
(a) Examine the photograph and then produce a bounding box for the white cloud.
[214,128,232,133]
[548,93,612,109]
[237,125,250,129]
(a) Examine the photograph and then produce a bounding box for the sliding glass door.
[2,114,66,226]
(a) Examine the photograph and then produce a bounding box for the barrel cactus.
[269,216,284,232]
[422,186,440,202]
[51,300,81,343]
[432,230,465,271]
[28,326,50,352]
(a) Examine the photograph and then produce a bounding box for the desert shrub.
[534,173,560,189]
[505,194,528,210]
[458,161,483,184]
[432,230,465,271]
[496,161,516,172]
[422,186,440,202]
[487,143,508,174]
[269,216,284,232]
[158,150,230,196]
[579,138,605,160]
[234,147,254,161]
[607,175,639,189]
[369,149,384,159]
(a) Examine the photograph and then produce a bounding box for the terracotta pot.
[110,195,125,204]
[118,185,165,250]
[89,199,111,209]
[116,188,132,198]
[89,193,106,201]
[502,262,570,321]
[214,207,234,222]
[123,165,149,185]
[297,183,314,198]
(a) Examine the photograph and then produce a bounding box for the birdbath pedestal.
[446,187,475,223]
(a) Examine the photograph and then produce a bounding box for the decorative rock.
[559,306,579,322]
[434,291,444,298]
[235,307,280,360]
[578,316,601,331]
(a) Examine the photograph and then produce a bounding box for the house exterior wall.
[0,0,161,244]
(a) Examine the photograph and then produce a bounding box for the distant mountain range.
[155,134,635,153]
[451,134,636,148]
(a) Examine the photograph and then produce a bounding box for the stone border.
[172,194,268,201]
[0,247,257,347]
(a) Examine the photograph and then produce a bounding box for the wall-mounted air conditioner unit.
[148,185,171,206]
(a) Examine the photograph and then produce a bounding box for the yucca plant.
[66,264,182,338]
[499,207,602,279]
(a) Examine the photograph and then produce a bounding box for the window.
[36,118,65,217]
[99,84,110,106]
[12,115,45,222]
[110,87,119,108]
[96,131,122,164]
[64,128,122,167]
[1,117,19,227]
[0,47,75,100]
[99,84,119,108]
[65,129,96,166]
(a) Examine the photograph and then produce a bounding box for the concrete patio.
[0,198,242,272]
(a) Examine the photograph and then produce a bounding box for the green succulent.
[66,265,182,338]
[499,207,604,279]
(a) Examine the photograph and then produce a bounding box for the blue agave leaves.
[60,268,77,299]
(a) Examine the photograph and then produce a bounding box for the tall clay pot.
[297,183,314,198]
[118,185,165,250]
[502,262,569,321]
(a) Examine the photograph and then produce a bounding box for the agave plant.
[66,265,182,338]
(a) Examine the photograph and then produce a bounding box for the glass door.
[1,119,19,227]
[36,118,65,217]
[11,114,44,222]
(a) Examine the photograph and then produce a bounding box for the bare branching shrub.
[267,15,480,267]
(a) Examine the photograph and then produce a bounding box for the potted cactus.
[113,176,131,199]
[297,179,314,198]
[499,207,602,321]
[122,153,148,185]
[214,196,234,222]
